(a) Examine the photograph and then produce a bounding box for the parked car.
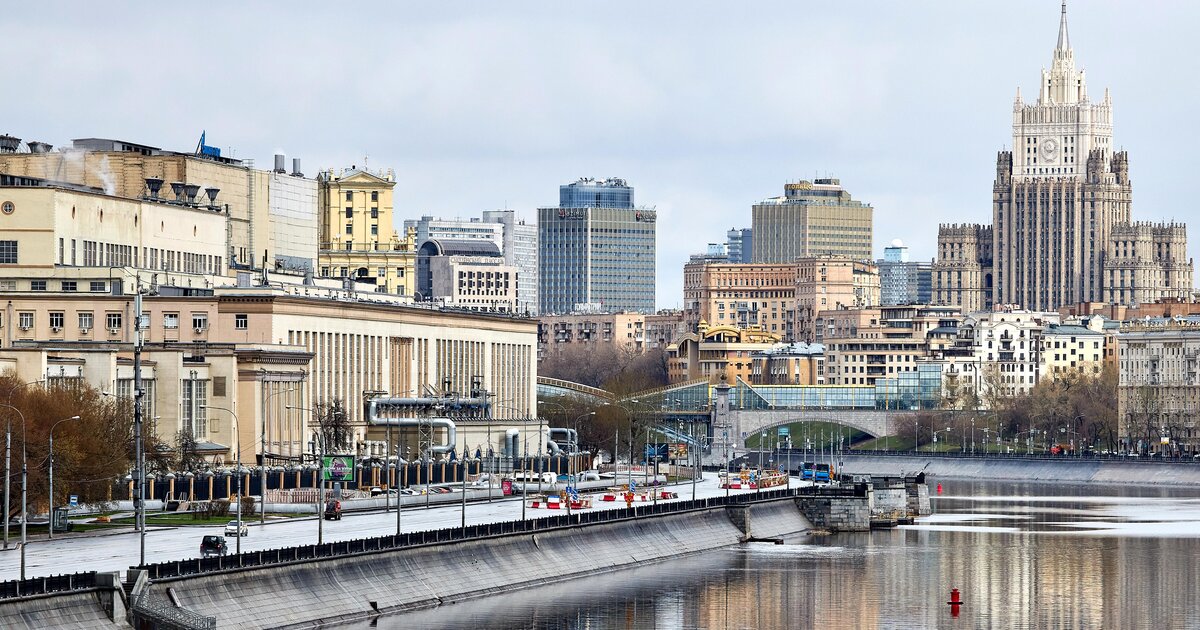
[200,535,228,558]
[225,520,248,537]
[324,500,342,520]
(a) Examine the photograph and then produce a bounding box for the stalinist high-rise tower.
[934,1,1192,312]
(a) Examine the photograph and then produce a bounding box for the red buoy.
[936,483,943,494]
[947,587,963,617]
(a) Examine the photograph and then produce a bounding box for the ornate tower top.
[1041,0,1086,105]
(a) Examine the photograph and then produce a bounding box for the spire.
[1056,1,1070,51]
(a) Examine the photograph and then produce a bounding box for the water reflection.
[353,480,1200,630]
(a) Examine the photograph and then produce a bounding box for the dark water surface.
[353,480,1200,629]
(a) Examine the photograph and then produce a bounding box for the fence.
[0,571,99,600]
[137,488,801,581]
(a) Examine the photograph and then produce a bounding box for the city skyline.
[2,1,1197,309]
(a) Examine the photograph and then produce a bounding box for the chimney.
[184,183,201,204]
[0,135,20,153]
[274,153,286,174]
[27,141,52,154]
[291,158,302,177]
[145,177,164,199]
[204,187,220,207]
[170,181,186,201]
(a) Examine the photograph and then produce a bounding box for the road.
[0,473,801,581]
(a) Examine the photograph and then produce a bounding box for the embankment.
[147,498,812,629]
[839,454,1200,486]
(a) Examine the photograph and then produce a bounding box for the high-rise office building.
[538,177,656,314]
[936,3,1192,312]
[404,210,538,314]
[751,178,873,263]
[878,240,933,306]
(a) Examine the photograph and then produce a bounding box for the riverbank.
[838,454,1200,486]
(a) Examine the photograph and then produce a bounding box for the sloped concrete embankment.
[149,500,812,629]
[0,591,125,630]
[840,455,1200,486]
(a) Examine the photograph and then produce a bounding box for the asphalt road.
[0,473,801,581]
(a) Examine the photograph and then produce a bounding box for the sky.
[3,1,1198,310]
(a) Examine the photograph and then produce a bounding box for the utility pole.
[133,287,146,568]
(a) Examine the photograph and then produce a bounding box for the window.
[345,191,353,201]
[345,208,353,219]
[378,267,386,278]
[49,312,64,329]
[0,240,16,264]
[192,313,208,331]
[345,224,353,235]
[321,267,330,276]
[235,314,248,330]
[371,224,378,236]
[106,313,122,329]
[78,312,93,330]
[90,281,106,292]
[61,281,76,292]
[371,191,378,202]
[18,312,33,329]
[30,280,46,291]
[163,313,179,329]
[181,377,207,436]
[370,208,378,219]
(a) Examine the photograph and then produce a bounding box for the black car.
[324,500,342,521]
[200,535,228,558]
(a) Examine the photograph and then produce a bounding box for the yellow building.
[317,167,416,296]
[667,322,781,384]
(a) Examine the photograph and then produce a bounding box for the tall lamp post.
[287,405,325,544]
[202,405,243,555]
[0,403,28,578]
[3,378,42,552]
[567,412,594,516]
[47,415,80,540]
[260,381,298,528]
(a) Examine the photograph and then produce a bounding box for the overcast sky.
[3,1,1197,309]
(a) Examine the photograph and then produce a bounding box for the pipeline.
[548,428,578,453]
[505,429,520,458]
[545,440,562,455]
[365,398,459,454]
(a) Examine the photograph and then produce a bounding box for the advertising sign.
[777,426,790,437]
[669,444,689,460]
[322,455,356,481]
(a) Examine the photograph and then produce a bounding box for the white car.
[224,520,248,537]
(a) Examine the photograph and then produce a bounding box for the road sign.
[69,495,78,507]
[778,426,790,437]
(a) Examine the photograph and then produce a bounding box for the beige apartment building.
[1117,318,1200,455]
[316,167,416,296]
[667,323,781,384]
[824,305,960,387]
[794,256,880,343]
[537,310,686,359]
[682,256,796,338]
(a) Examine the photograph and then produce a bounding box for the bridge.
[723,409,912,445]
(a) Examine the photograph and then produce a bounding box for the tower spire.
[1057,1,1070,51]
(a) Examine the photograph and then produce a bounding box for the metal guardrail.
[131,590,216,630]
[136,488,802,581]
[0,571,99,600]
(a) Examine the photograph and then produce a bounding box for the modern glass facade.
[539,179,656,314]
[559,178,633,209]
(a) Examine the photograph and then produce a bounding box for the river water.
[359,480,1200,629]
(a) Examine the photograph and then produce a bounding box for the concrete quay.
[838,453,1200,486]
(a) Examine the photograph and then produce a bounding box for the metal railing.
[131,589,216,630]
[136,488,801,581]
[0,571,99,600]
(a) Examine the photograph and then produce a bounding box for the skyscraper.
[538,178,656,314]
[935,2,1192,312]
[725,228,753,264]
[751,178,873,264]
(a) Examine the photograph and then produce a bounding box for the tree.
[174,431,205,473]
[313,398,352,454]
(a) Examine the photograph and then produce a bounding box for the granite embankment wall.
[149,499,813,629]
[840,454,1200,486]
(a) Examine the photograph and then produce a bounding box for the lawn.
[744,421,869,450]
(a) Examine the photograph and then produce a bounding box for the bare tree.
[314,398,352,454]
[175,431,205,473]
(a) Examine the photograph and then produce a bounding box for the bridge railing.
[135,488,800,581]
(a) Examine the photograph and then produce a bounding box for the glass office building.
[539,178,656,314]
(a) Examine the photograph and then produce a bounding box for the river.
[352,480,1200,629]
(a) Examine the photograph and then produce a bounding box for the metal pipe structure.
[47,415,80,540]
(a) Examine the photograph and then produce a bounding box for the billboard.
[322,455,356,481]
[669,443,689,460]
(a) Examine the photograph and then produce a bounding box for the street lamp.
[287,405,325,544]
[47,415,81,540]
[260,382,299,529]
[202,405,243,555]
[0,403,28,579]
[567,412,595,516]
[3,378,42,552]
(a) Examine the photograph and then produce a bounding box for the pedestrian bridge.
[726,409,907,444]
